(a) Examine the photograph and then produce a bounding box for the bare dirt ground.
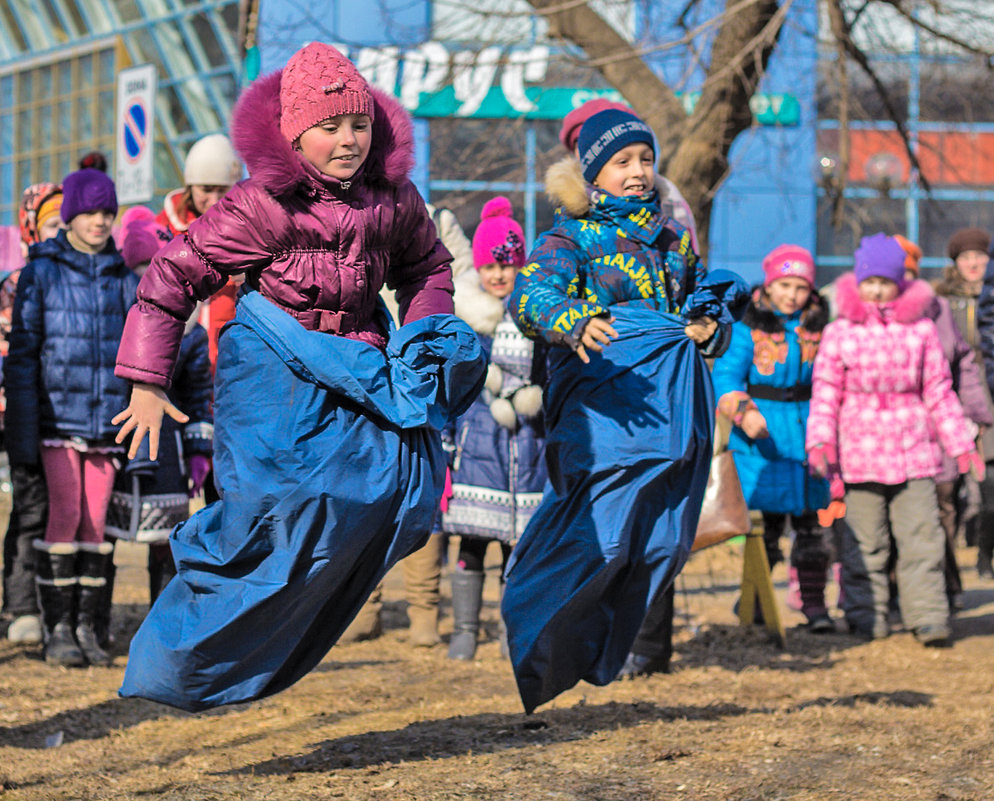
[2,506,993,801]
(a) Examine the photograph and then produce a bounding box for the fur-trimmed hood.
[743,286,829,334]
[453,269,505,337]
[543,156,671,220]
[229,70,415,197]
[835,272,935,324]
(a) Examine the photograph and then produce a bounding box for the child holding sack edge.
[112,42,485,711]
[503,108,747,712]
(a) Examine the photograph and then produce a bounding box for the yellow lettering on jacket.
[521,262,541,278]
[579,219,602,234]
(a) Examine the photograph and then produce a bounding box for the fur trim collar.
[453,269,505,336]
[544,157,671,220]
[229,70,415,198]
[743,287,828,334]
[162,189,191,233]
[933,265,980,298]
[835,272,934,324]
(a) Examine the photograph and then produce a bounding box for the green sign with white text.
[413,87,800,126]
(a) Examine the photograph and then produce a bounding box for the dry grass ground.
[1,498,993,800]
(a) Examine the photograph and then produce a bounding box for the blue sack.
[119,291,486,711]
[501,304,717,714]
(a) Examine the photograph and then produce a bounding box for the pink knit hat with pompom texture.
[279,42,374,144]
[119,206,171,271]
[762,244,816,289]
[472,197,526,270]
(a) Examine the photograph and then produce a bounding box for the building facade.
[1,0,991,285]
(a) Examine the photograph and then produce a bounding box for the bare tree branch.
[830,0,932,192]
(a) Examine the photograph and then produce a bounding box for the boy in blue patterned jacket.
[502,109,745,712]
[511,109,725,359]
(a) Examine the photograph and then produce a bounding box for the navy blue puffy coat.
[4,230,139,466]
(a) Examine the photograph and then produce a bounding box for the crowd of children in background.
[0,42,991,713]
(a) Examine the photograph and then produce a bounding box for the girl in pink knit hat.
[111,42,486,710]
[442,197,548,661]
[712,244,835,633]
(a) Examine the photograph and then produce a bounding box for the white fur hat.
[183,134,242,187]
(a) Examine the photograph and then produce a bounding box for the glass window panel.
[16,71,33,105]
[17,110,33,154]
[57,150,73,180]
[920,61,994,124]
[175,76,221,130]
[9,0,49,51]
[160,85,192,134]
[1,166,12,224]
[38,154,52,182]
[0,114,13,157]
[919,199,994,260]
[154,22,196,77]
[38,105,53,147]
[55,100,72,146]
[1,75,12,106]
[99,48,115,86]
[99,90,115,138]
[816,195,906,269]
[0,3,27,52]
[189,13,226,68]
[218,3,238,39]
[817,58,909,125]
[75,0,115,31]
[42,0,78,38]
[212,73,237,112]
[79,96,94,141]
[61,0,87,36]
[114,0,144,24]
[58,61,72,96]
[128,29,170,78]
[79,53,94,91]
[154,141,182,196]
[38,65,53,98]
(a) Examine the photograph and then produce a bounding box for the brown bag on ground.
[692,413,751,551]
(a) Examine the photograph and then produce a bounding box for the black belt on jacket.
[747,383,811,402]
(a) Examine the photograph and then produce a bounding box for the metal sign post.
[115,64,157,205]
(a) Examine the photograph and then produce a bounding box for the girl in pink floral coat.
[807,233,980,646]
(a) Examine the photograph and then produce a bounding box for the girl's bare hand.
[575,316,618,364]
[685,316,718,344]
[740,408,770,439]
[112,383,189,460]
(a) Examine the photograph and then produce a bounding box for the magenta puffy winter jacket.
[116,71,454,388]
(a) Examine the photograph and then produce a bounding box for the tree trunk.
[526,0,785,257]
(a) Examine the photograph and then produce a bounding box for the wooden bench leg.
[739,532,786,648]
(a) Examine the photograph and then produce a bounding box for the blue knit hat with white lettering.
[577,109,655,184]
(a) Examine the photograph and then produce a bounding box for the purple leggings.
[41,446,117,544]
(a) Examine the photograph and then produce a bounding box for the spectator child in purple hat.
[807,233,980,646]
[4,168,138,667]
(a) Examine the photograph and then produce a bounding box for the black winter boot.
[75,542,115,666]
[447,568,484,660]
[977,524,994,580]
[148,542,176,604]
[34,540,84,666]
[95,539,117,648]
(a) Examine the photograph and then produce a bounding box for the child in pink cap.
[442,197,548,661]
[712,244,835,632]
[111,42,485,710]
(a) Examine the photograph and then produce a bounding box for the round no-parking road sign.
[123,100,147,164]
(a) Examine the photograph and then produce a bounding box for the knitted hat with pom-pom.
[472,196,526,269]
[119,206,172,271]
[279,42,374,144]
[762,244,816,289]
